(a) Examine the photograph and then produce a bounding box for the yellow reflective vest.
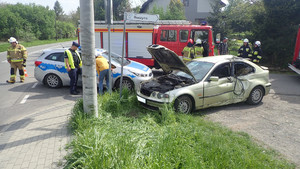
[64,49,82,69]
[7,44,27,62]
[193,46,204,59]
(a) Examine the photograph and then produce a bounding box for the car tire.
[115,78,134,91]
[44,73,62,88]
[174,95,193,114]
[246,86,264,105]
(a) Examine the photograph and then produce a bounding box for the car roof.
[194,55,244,64]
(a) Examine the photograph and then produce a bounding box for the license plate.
[137,96,146,103]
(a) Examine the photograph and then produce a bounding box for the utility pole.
[80,0,98,117]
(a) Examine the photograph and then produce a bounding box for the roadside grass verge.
[65,90,295,168]
[0,38,76,52]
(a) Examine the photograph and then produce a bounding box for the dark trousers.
[68,68,79,93]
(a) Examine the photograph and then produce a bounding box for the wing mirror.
[209,76,219,82]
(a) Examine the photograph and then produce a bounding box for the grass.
[0,38,77,52]
[64,89,295,169]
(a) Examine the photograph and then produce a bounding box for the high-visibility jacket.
[193,45,204,59]
[238,44,252,58]
[7,44,27,62]
[182,46,194,62]
[252,46,262,63]
[64,49,82,69]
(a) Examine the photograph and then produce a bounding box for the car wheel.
[174,95,193,114]
[115,78,134,91]
[246,86,264,105]
[44,73,62,88]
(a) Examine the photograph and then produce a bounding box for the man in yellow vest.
[6,37,27,83]
[182,39,194,63]
[64,42,82,95]
[193,39,204,59]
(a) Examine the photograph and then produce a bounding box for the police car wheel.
[115,78,134,91]
[44,73,62,88]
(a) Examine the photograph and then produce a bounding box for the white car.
[137,45,271,113]
[34,48,153,90]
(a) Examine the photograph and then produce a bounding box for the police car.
[34,48,153,90]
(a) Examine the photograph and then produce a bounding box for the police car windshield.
[102,51,130,66]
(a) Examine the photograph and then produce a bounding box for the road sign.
[125,12,159,22]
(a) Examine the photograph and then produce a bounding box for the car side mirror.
[209,76,219,82]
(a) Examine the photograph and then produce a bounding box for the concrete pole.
[80,0,98,117]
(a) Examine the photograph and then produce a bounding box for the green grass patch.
[65,90,295,169]
[0,38,76,52]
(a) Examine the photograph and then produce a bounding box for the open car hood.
[147,45,197,81]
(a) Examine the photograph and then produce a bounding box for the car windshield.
[174,61,214,82]
[101,51,130,66]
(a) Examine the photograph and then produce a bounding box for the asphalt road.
[0,41,81,131]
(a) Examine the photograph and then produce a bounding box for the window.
[180,30,189,42]
[160,30,177,42]
[45,53,65,62]
[211,63,231,78]
[191,30,208,43]
[183,0,189,7]
[234,62,255,76]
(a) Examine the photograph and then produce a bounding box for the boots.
[6,80,15,83]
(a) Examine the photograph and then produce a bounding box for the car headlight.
[153,92,169,99]
[128,70,147,77]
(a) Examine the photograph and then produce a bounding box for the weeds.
[65,91,294,169]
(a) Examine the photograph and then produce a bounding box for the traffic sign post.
[119,13,159,98]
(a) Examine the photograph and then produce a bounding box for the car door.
[231,61,255,103]
[203,62,234,107]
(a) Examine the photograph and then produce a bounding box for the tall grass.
[65,90,294,169]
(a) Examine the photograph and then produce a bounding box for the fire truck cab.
[288,24,300,75]
[78,20,214,68]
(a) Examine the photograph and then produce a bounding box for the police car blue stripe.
[127,61,149,72]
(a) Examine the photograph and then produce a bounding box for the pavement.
[0,100,75,169]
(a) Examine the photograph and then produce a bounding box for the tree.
[252,0,300,66]
[54,0,64,20]
[148,0,185,20]
[94,0,131,21]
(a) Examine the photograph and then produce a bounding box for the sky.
[2,0,144,15]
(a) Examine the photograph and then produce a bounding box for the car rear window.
[45,52,65,62]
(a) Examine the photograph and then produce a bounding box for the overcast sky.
[2,0,144,15]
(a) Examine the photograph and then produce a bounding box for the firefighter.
[238,38,252,58]
[193,39,204,59]
[218,37,229,55]
[6,37,28,83]
[95,52,110,95]
[251,41,262,64]
[182,39,194,62]
[64,42,82,95]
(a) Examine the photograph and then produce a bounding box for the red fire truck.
[288,24,300,75]
[78,20,214,68]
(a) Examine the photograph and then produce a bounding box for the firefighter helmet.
[243,38,249,43]
[255,41,261,47]
[8,37,17,43]
[196,39,202,44]
[188,39,194,44]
